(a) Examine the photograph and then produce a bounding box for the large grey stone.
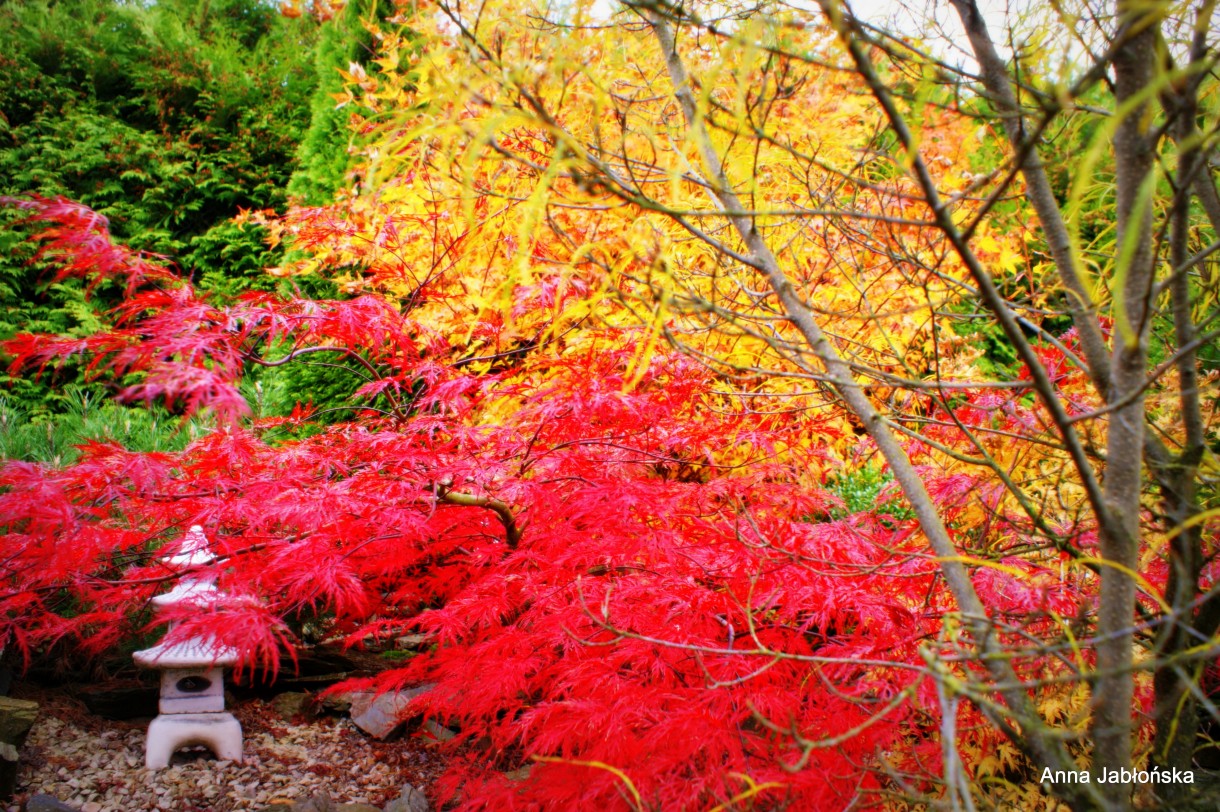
[0,698,37,745]
[0,697,37,801]
[22,796,79,812]
[383,783,430,812]
[264,646,388,692]
[348,684,434,740]
[74,683,157,720]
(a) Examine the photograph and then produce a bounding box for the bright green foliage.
[0,0,319,423]
[274,0,418,420]
[828,464,914,521]
[259,350,379,422]
[288,0,382,204]
[0,0,317,254]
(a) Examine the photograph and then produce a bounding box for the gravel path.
[7,688,446,812]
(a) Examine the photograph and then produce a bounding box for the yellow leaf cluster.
[272,1,1036,432]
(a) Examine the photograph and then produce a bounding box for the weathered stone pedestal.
[133,526,242,768]
[144,711,242,767]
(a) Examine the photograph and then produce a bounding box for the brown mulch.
[6,682,447,812]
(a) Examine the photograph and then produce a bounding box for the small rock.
[271,692,311,721]
[384,783,430,812]
[502,766,531,782]
[392,635,432,650]
[336,805,380,812]
[22,795,79,812]
[422,719,456,742]
[318,692,353,714]
[292,790,337,812]
[348,685,434,740]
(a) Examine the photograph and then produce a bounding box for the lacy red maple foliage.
[1,197,1089,809]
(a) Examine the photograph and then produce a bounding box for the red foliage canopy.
[0,197,1086,809]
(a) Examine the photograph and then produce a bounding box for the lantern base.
[145,712,242,769]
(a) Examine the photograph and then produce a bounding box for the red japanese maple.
[1,197,1085,809]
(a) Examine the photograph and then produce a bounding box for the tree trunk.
[1094,2,1159,806]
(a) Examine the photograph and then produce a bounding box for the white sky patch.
[487,0,1099,81]
[584,0,1034,65]
[850,0,1020,62]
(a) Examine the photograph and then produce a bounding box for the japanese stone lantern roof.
[133,637,239,669]
[151,578,219,609]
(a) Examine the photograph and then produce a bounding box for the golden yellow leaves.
[277,0,1038,458]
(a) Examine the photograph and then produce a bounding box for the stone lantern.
[133,526,242,768]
